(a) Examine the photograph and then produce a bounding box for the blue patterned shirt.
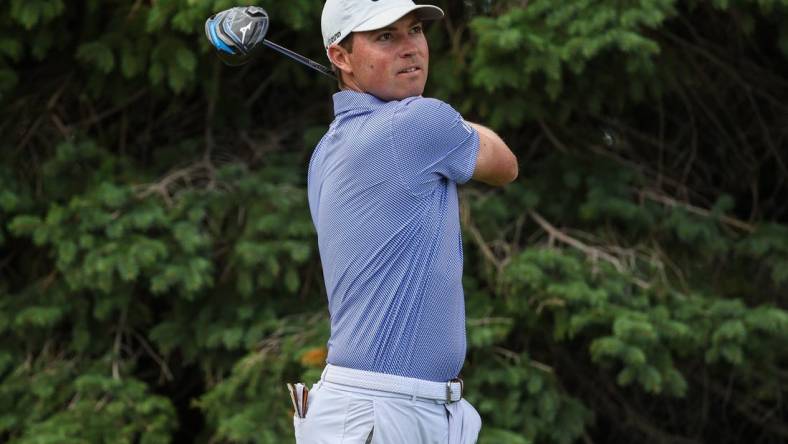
[307,91,480,382]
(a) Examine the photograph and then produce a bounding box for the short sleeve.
[392,97,480,194]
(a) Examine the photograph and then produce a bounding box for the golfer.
[297,0,518,442]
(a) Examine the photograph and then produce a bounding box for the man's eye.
[411,25,423,34]
[377,32,392,41]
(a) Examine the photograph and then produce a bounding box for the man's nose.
[400,40,419,58]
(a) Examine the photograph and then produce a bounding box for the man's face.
[335,13,429,101]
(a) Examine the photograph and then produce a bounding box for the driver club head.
[204,6,336,78]
[205,6,270,66]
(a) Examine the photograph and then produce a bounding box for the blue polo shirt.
[307,90,480,382]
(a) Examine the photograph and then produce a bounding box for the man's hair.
[331,34,355,89]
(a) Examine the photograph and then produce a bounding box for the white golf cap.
[321,0,444,49]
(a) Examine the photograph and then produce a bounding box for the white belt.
[322,364,464,403]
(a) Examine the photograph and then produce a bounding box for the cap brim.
[352,5,444,33]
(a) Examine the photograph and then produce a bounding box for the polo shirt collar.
[333,90,387,116]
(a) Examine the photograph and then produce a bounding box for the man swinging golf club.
[299,0,518,442]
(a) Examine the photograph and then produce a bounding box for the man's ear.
[328,44,352,77]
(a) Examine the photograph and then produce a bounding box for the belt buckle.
[446,377,463,403]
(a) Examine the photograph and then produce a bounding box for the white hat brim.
[352,5,444,33]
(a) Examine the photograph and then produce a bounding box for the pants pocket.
[294,384,351,443]
[292,384,316,443]
[341,398,374,443]
[445,399,482,444]
[294,415,307,443]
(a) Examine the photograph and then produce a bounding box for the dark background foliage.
[1,0,787,443]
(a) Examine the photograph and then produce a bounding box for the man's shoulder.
[394,96,449,113]
[359,96,446,118]
[391,96,460,132]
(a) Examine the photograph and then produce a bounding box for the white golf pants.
[293,371,481,443]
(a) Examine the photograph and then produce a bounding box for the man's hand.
[466,122,518,186]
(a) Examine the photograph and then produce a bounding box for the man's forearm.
[465,121,518,185]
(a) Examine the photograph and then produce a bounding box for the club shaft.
[262,40,336,79]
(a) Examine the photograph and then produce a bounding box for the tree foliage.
[2,0,787,443]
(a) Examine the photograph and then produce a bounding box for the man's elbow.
[492,153,519,186]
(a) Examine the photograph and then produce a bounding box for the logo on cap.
[326,31,342,46]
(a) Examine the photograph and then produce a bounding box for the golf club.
[204,6,336,79]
